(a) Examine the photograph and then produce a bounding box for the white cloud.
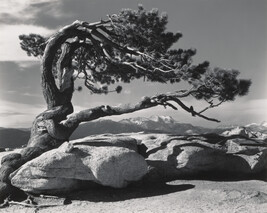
[0,100,45,128]
[17,61,40,69]
[0,24,54,61]
[0,0,60,22]
[22,92,42,97]
[5,90,16,94]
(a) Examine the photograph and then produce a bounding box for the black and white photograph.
[0,0,266,212]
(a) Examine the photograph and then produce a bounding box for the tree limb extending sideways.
[64,92,220,129]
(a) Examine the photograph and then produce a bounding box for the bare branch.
[198,100,225,114]
[8,201,64,208]
[63,92,220,128]
[165,97,220,122]
[81,19,111,28]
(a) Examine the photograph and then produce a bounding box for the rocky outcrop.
[129,133,267,180]
[222,127,250,137]
[6,132,267,195]
[222,126,267,140]
[10,136,148,194]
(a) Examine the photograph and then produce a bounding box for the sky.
[0,0,266,128]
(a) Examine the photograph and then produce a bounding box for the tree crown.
[19,5,251,116]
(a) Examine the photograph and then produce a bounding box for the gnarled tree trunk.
[28,23,86,150]
[0,23,83,202]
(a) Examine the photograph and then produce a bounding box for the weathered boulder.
[129,133,267,180]
[222,127,250,137]
[10,136,148,194]
[7,133,267,195]
[222,126,267,140]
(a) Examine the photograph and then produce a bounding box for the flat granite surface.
[1,179,267,213]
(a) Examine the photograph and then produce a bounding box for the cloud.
[0,112,27,117]
[22,92,42,97]
[0,61,44,106]
[0,24,54,61]
[17,61,40,69]
[0,0,141,29]
[0,100,45,128]
[0,0,61,25]
[5,90,17,94]
[0,0,75,29]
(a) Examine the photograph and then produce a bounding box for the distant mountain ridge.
[118,116,210,135]
[1,116,266,148]
[0,128,30,149]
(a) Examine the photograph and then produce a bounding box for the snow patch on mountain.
[261,121,267,127]
[222,124,267,140]
[149,115,175,123]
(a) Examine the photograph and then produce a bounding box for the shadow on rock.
[67,182,195,202]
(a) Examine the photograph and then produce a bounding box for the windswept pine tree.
[0,5,251,201]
